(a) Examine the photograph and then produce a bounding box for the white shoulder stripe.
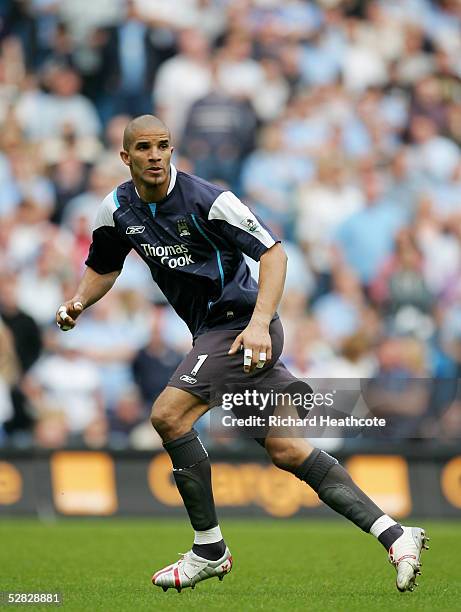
[208,191,275,248]
[93,190,118,231]
[167,163,177,195]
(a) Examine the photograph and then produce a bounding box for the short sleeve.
[85,191,131,274]
[208,191,279,261]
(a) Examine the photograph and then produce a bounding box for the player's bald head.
[122,115,170,150]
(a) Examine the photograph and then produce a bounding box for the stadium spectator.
[57,0,123,44]
[409,76,447,131]
[216,32,264,102]
[16,63,101,141]
[95,0,158,122]
[284,315,334,378]
[412,195,461,297]
[382,147,420,222]
[408,114,460,182]
[109,385,145,446]
[298,27,343,88]
[0,134,55,220]
[181,59,257,189]
[23,333,104,445]
[395,24,435,86]
[50,160,91,228]
[251,57,290,122]
[363,336,431,438]
[370,228,434,317]
[61,162,121,233]
[241,121,313,238]
[153,28,212,139]
[62,293,150,409]
[296,155,364,292]
[132,306,184,412]
[312,266,365,346]
[341,17,388,92]
[17,241,67,327]
[334,168,407,286]
[97,114,133,179]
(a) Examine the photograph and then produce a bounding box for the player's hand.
[228,321,272,373]
[56,300,84,331]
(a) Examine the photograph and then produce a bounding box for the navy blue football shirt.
[85,164,280,339]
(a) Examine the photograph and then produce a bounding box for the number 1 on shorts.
[191,354,208,376]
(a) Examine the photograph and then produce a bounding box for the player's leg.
[247,316,429,593]
[150,386,232,591]
[264,436,428,592]
[151,387,225,559]
[264,436,401,542]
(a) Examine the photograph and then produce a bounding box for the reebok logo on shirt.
[126,225,145,234]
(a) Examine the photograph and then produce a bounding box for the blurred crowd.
[1,0,461,450]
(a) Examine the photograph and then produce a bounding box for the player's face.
[121,128,174,190]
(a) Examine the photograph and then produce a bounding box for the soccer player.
[56,115,429,593]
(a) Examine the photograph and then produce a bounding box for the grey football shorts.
[168,318,312,445]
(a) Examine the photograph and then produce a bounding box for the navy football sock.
[378,525,404,550]
[192,539,226,561]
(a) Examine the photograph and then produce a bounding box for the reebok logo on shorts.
[180,374,197,384]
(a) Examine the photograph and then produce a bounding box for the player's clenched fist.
[56,300,84,331]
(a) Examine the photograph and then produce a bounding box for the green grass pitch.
[0,519,459,612]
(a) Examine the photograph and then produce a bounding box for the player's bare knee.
[150,401,184,440]
[150,408,167,437]
[265,438,311,472]
[150,390,198,441]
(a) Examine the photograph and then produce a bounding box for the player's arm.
[56,191,132,331]
[228,243,287,372]
[208,191,285,372]
[56,267,120,331]
[251,242,287,328]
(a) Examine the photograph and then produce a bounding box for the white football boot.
[152,547,233,592]
[388,527,429,592]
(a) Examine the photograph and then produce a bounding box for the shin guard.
[295,449,384,532]
[163,430,218,531]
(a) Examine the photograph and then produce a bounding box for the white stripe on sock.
[370,515,397,538]
[194,525,223,545]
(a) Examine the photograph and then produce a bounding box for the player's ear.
[120,150,130,166]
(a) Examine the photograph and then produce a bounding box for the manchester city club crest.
[177,218,190,237]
